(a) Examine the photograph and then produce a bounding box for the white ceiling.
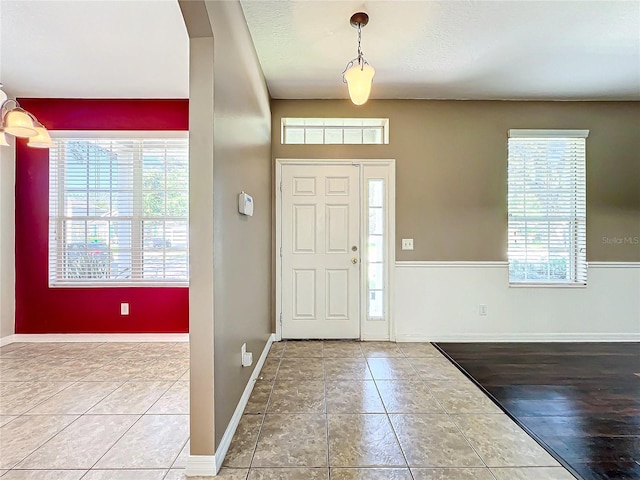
[241,0,640,100]
[1,0,639,100]
[0,0,189,98]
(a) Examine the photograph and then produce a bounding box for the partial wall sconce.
[342,12,375,106]
[0,84,54,148]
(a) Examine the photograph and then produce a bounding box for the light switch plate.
[120,303,129,315]
[401,238,414,250]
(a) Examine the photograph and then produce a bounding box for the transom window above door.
[281,117,389,145]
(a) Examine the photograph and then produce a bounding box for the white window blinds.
[507,129,588,285]
[49,134,189,286]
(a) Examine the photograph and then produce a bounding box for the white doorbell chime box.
[238,192,254,216]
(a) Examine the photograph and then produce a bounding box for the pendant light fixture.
[0,84,53,148]
[342,12,375,106]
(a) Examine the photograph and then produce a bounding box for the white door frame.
[275,158,396,341]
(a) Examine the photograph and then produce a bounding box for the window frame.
[281,117,390,145]
[507,129,588,287]
[48,130,189,288]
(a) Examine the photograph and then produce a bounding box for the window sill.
[509,282,587,289]
[49,282,189,288]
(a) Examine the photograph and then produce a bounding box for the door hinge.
[279,182,283,192]
[279,247,283,257]
[279,313,283,325]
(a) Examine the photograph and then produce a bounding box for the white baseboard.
[3,333,189,344]
[185,333,276,477]
[396,333,640,343]
[0,334,16,347]
[183,455,216,477]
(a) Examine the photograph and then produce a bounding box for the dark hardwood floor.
[435,342,640,480]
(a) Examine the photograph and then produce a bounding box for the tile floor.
[0,340,576,479]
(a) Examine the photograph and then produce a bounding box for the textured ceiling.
[241,0,640,100]
[1,0,638,100]
[0,0,189,98]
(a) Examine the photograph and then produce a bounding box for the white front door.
[281,164,360,339]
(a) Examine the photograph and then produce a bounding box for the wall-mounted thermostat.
[238,192,254,216]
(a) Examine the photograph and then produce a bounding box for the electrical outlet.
[120,303,129,315]
[479,304,487,316]
[401,238,414,250]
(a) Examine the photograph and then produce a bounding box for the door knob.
[351,257,358,264]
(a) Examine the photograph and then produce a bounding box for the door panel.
[281,164,360,339]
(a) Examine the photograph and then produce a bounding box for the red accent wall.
[15,99,189,334]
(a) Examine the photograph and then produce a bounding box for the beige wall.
[0,142,15,340]
[203,0,272,450]
[181,0,272,459]
[272,100,640,262]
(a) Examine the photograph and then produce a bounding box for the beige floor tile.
[267,380,325,413]
[322,341,364,358]
[324,358,372,381]
[87,357,159,381]
[408,357,468,382]
[141,357,190,381]
[148,381,189,414]
[165,469,248,480]
[0,415,17,427]
[389,414,484,468]
[118,343,175,358]
[248,468,329,479]
[87,381,173,414]
[245,381,273,414]
[26,381,122,415]
[451,414,560,467]
[411,468,495,479]
[277,358,324,380]
[163,342,190,355]
[172,440,189,468]
[328,414,406,467]
[39,359,111,382]
[376,380,444,414]
[17,415,138,469]
[252,414,327,467]
[428,381,501,414]
[367,358,419,380]
[0,382,73,415]
[95,414,189,469]
[283,341,323,358]
[325,381,385,413]
[360,342,404,358]
[93,343,141,356]
[398,343,441,358]
[256,359,280,382]
[0,471,86,479]
[0,343,28,355]
[330,469,412,480]
[42,343,105,358]
[223,414,263,467]
[267,341,285,358]
[80,471,167,480]
[0,415,78,468]
[490,467,576,479]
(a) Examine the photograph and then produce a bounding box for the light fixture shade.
[27,126,55,148]
[344,62,375,105]
[0,132,9,147]
[3,108,38,137]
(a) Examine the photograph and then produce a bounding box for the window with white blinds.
[49,133,189,287]
[507,129,588,285]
